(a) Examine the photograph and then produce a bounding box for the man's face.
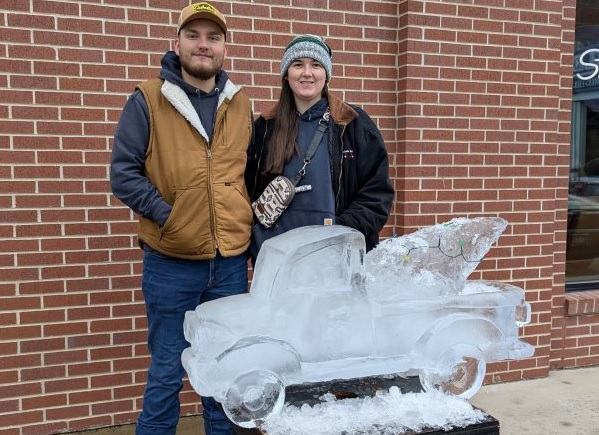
[175,19,226,81]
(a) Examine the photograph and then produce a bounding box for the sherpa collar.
[160,79,242,142]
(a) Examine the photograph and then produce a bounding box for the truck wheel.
[223,369,285,428]
[419,343,486,399]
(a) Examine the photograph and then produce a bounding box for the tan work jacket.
[136,78,253,259]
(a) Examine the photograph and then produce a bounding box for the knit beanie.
[280,34,333,82]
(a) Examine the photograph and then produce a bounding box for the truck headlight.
[515,301,531,326]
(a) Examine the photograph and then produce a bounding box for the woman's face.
[286,58,327,112]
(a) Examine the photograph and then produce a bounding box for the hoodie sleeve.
[110,91,172,226]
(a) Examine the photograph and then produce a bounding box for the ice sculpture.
[181,218,534,428]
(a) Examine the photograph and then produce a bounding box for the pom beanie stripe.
[280,34,333,82]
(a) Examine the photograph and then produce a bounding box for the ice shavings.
[262,387,488,435]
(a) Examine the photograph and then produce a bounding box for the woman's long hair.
[263,78,328,175]
[262,79,298,175]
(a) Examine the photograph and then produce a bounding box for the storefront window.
[570,8,599,290]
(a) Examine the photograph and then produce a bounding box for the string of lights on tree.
[388,223,487,264]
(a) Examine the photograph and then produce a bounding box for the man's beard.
[181,55,222,81]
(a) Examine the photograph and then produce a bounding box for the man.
[110,3,252,435]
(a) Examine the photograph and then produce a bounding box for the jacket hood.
[260,91,358,125]
[159,50,229,96]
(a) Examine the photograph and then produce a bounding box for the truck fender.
[216,336,302,382]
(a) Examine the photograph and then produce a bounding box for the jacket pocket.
[213,181,252,252]
[158,186,213,256]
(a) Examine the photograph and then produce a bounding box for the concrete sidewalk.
[83,366,599,435]
[470,365,599,435]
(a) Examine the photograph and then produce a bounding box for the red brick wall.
[0,1,597,434]
[396,0,599,382]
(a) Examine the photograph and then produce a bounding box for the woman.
[246,34,394,259]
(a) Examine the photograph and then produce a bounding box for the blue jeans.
[135,249,248,435]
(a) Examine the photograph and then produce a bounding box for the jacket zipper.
[335,125,346,210]
[206,146,217,252]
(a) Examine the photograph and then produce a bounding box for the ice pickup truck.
[182,223,533,428]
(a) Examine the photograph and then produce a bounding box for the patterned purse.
[251,175,296,228]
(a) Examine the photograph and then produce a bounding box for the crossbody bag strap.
[291,108,330,186]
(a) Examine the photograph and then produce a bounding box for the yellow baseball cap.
[177,2,227,36]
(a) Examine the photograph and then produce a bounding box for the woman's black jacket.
[245,92,394,252]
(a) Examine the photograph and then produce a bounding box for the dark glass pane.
[567,101,599,288]
[568,3,599,290]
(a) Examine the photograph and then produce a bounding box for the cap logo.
[193,3,216,14]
